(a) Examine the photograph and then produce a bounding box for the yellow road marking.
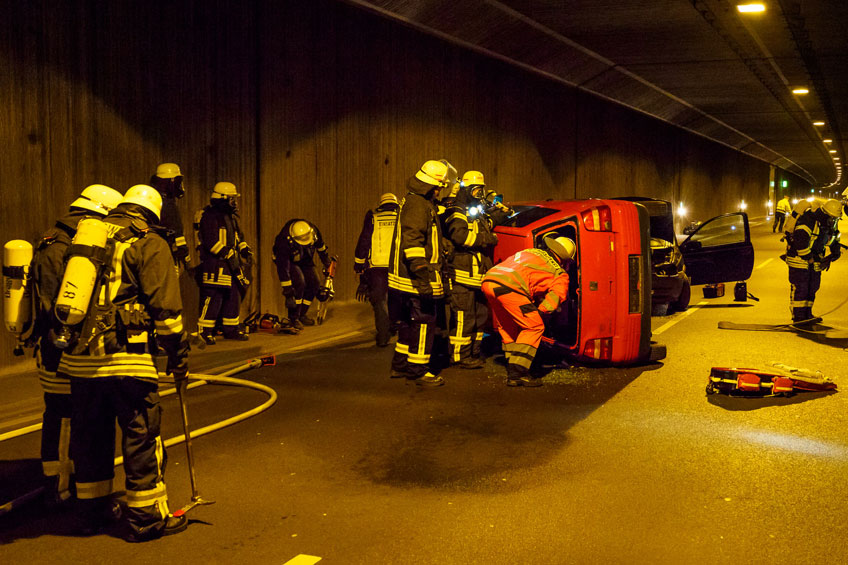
[755,258,774,270]
[284,555,322,565]
[652,301,707,335]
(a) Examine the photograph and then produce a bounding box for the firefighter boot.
[76,497,122,536]
[459,356,485,370]
[200,330,217,345]
[125,513,188,543]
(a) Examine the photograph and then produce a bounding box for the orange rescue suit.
[481,248,569,374]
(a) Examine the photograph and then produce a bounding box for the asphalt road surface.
[2,217,847,564]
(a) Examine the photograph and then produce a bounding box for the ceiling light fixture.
[737,3,766,13]
[813,121,825,126]
[830,150,837,154]
[791,88,809,95]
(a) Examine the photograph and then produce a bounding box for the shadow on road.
[706,390,837,411]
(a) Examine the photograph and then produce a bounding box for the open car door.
[679,212,754,285]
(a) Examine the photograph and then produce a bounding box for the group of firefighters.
[2,157,845,541]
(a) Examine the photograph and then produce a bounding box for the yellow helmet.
[379,193,398,206]
[461,171,485,188]
[121,185,163,220]
[289,220,315,246]
[70,184,124,216]
[822,198,842,218]
[415,160,449,187]
[155,162,182,179]
[211,181,239,199]
[544,234,576,262]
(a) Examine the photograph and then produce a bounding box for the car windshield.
[648,211,675,242]
[501,205,559,228]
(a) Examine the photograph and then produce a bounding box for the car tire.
[649,343,667,361]
[671,280,691,313]
[651,302,669,317]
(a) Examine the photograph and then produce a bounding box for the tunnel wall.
[0,0,776,370]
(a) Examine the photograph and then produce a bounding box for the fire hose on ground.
[0,355,277,517]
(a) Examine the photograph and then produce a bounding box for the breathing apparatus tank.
[3,240,34,355]
[53,218,110,349]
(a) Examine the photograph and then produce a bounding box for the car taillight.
[581,206,612,231]
[628,255,642,313]
[583,338,613,360]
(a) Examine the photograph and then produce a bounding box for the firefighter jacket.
[58,206,189,383]
[776,197,791,215]
[354,202,399,271]
[442,203,498,288]
[389,180,445,297]
[273,219,331,289]
[30,210,90,389]
[483,248,569,313]
[785,209,840,271]
[158,195,189,265]
[197,201,250,288]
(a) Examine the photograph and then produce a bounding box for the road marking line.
[756,258,774,269]
[652,301,707,335]
[284,555,322,565]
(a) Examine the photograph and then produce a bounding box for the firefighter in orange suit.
[60,185,189,541]
[481,235,575,387]
[388,160,450,387]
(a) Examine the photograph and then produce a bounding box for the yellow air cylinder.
[54,218,108,328]
[3,239,33,336]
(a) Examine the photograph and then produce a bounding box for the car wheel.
[651,302,669,316]
[671,280,691,313]
[649,343,667,361]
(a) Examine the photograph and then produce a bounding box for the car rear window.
[501,206,559,228]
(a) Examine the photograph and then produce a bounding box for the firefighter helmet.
[822,198,842,218]
[155,163,182,179]
[70,184,124,216]
[290,220,315,246]
[211,181,239,199]
[544,234,576,262]
[461,171,485,188]
[122,184,163,220]
[415,160,450,187]
[379,193,398,206]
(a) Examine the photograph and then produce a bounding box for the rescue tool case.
[702,283,725,298]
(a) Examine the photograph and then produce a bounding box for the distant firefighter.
[354,193,400,347]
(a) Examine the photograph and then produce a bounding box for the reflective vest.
[370,209,397,268]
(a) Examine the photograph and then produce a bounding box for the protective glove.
[356,277,370,302]
[167,355,189,382]
[239,245,253,259]
[409,259,432,296]
[316,287,332,302]
[282,285,295,297]
[354,261,366,274]
[487,207,510,227]
[454,186,472,209]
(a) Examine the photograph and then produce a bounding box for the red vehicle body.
[492,199,665,365]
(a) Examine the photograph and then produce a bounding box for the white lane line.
[756,258,774,270]
[284,555,322,565]
[652,301,707,335]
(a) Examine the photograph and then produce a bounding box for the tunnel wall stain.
[0,0,798,369]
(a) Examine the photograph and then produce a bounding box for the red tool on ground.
[707,364,837,397]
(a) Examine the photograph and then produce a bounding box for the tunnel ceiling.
[343,0,847,189]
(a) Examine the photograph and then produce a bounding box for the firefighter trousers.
[449,284,488,363]
[199,282,242,335]
[36,339,74,502]
[365,267,391,346]
[789,265,821,322]
[389,290,439,379]
[482,281,544,377]
[71,376,171,538]
[287,263,321,320]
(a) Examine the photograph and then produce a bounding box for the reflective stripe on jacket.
[388,192,444,297]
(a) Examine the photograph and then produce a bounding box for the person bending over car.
[482,234,575,387]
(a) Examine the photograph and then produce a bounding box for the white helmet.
[289,220,315,246]
[211,181,239,199]
[544,234,576,262]
[155,162,182,179]
[70,184,124,216]
[822,199,842,218]
[121,184,163,220]
[379,193,398,206]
